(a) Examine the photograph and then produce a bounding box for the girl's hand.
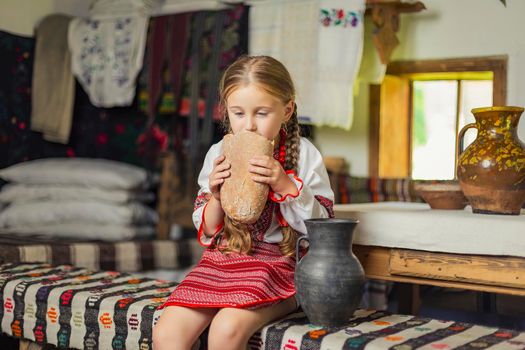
[249,155,298,196]
[209,155,231,201]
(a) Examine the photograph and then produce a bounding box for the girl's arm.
[193,142,227,246]
[201,196,225,237]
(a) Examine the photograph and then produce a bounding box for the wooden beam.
[365,0,426,64]
[352,245,525,297]
[387,56,508,75]
[390,249,525,289]
[368,85,381,177]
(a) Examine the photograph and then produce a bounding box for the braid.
[284,104,300,172]
[279,104,301,257]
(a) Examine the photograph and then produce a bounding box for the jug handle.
[456,123,476,157]
[296,236,309,264]
[456,123,477,172]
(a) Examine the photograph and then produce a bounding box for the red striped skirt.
[159,241,296,310]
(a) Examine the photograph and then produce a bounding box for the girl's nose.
[244,116,257,131]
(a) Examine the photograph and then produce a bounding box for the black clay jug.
[295,218,365,327]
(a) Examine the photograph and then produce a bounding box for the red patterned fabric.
[159,241,296,309]
[315,195,335,218]
[194,192,210,211]
[247,200,277,241]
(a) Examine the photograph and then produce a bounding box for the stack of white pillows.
[0,158,158,241]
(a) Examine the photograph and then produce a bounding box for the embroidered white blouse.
[193,137,335,246]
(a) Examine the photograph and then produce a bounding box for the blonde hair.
[218,56,301,257]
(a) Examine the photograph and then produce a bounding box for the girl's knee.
[208,318,247,347]
[153,322,194,349]
[152,321,175,348]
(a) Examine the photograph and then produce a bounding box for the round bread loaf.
[221,131,274,224]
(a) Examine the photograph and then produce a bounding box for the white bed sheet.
[334,202,525,258]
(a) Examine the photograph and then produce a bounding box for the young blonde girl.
[153,55,334,350]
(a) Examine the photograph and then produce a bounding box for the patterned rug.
[1,263,524,350]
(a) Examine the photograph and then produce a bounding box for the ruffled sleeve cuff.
[195,202,224,247]
[268,170,304,203]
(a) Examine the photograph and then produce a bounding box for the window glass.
[459,80,493,148]
[411,81,458,180]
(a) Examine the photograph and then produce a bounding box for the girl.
[153,55,334,350]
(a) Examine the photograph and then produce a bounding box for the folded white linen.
[0,223,155,241]
[0,201,158,227]
[0,184,154,204]
[0,158,150,190]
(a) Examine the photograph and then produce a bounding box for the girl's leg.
[208,297,297,350]
[153,306,218,350]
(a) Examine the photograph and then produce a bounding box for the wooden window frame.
[368,55,508,177]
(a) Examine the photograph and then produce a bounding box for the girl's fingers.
[249,157,272,167]
[210,178,224,187]
[248,166,272,176]
[251,175,276,184]
[215,170,231,179]
[216,162,231,172]
[213,155,226,165]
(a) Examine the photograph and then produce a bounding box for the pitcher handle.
[456,123,477,158]
[455,123,477,176]
[296,236,309,264]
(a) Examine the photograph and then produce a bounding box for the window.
[411,76,493,179]
[368,56,507,179]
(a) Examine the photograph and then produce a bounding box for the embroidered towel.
[68,0,150,107]
[249,0,365,129]
[317,0,365,129]
[31,14,75,144]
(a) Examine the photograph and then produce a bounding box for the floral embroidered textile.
[69,14,148,107]
[320,8,361,27]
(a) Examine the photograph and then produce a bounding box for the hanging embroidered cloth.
[249,0,365,129]
[68,0,152,107]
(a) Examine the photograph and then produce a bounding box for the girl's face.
[226,84,294,141]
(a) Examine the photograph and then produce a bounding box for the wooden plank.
[366,274,525,297]
[368,84,381,177]
[378,75,410,177]
[386,56,508,75]
[389,249,525,289]
[353,245,525,297]
[353,245,391,277]
[492,58,507,106]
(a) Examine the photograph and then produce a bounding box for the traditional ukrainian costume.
[160,136,334,310]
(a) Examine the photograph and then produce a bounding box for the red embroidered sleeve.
[197,202,224,247]
[194,192,211,211]
[268,170,304,203]
[314,195,335,218]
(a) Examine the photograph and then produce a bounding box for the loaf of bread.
[221,131,274,224]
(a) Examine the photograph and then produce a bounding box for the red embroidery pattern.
[247,200,276,241]
[193,192,210,211]
[315,195,335,218]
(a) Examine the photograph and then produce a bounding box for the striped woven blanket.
[0,237,203,272]
[1,264,524,350]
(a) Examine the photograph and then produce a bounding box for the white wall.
[317,0,525,176]
[0,0,88,36]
